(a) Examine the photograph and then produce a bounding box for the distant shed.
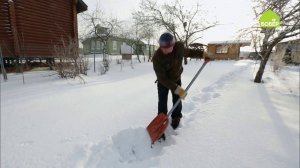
[207,41,251,60]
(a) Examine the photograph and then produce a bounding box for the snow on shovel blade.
[146,113,169,144]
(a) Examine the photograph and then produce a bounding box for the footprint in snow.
[198,92,212,103]
[212,93,221,98]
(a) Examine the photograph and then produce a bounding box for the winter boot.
[171,118,181,129]
[158,133,166,142]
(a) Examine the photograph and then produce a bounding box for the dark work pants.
[157,79,182,119]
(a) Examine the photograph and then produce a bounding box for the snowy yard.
[1,58,299,168]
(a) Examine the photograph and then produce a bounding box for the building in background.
[275,39,300,64]
[82,36,157,56]
[207,41,251,60]
[0,0,87,67]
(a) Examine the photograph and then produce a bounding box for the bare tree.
[119,21,153,63]
[126,22,143,63]
[53,37,88,82]
[132,15,157,62]
[133,0,217,64]
[144,26,156,62]
[242,0,299,83]
[81,4,121,74]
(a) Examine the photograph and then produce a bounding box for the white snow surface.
[1,58,299,168]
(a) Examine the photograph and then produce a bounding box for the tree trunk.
[254,58,268,83]
[184,37,188,65]
[135,43,141,63]
[254,49,272,83]
[136,54,141,63]
[148,40,151,62]
[148,44,152,62]
[254,40,280,83]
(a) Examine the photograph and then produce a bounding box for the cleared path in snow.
[76,61,269,167]
[1,60,298,168]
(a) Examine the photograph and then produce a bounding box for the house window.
[216,45,228,54]
[91,41,95,51]
[96,41,101,50]
[113,41,117,50]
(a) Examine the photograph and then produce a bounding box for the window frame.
[113,41,118,51]
[216,45,229,54]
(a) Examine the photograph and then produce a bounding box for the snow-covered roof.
[208,40,251,45]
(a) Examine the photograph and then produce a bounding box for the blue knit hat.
[159,32,175,48]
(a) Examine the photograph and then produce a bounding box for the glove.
[174,85,187,99]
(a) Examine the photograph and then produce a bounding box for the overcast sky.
[79,0,256,44]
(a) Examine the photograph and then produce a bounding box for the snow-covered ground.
[1,57,299,168]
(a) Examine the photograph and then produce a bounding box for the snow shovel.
[147,60,210,144]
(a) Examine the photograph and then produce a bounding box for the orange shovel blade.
[146,113,169,144]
